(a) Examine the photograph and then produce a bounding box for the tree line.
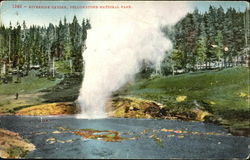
[160,6,249,76]
[0,6,249,82]
[0,16,90,80]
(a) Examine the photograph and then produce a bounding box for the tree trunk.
[223,56,226,68]
[172,64,175,76]
[52,57,55,78]
[69,59,73,74]
[8,34,11,63]
[26,50,30,76]
[208,59,211,69]
[47,48,51,76]
[1,63,6,75]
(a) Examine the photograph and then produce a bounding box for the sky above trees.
[1,1,248,27]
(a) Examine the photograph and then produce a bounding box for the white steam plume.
[77,1,191,118]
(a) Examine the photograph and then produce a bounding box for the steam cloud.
[77,1,191,118]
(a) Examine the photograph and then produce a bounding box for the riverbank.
[115,67,249,136]
[0,67,249,137]
[13,96,249,136]
[0,128,35,158]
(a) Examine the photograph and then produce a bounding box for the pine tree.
[243,8,250,66]
[70,16,83,73]
[204,6,216,69]
[171,49,185,75]
[213,31,224,68]
[0,26,8,76]
[194,37,207,70]
[63,17,72,60]
[45,23,55,76]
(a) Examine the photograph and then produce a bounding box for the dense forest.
[0,6,249,83]
[0,16,90,83]
[159,6,249,76]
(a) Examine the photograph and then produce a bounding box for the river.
[0,116,249,159]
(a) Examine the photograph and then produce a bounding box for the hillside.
[117,67,249,129]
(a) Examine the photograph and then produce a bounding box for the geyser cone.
[77,1,191,118]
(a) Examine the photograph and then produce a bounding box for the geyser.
[77,1,191,118]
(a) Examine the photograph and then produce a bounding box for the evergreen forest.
[0,6,249,82]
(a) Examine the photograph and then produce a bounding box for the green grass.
[118,67,249,124]
[0,70,61,95]
[0,70,80,113]
[41,74,82,102]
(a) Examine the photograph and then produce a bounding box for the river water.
[0,116,249,159]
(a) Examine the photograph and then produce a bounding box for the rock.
[46,138,56,144]
[0,128,35,158]
[0,150,9,158]
[191,108,210,121]
[204,114,222,124]
[73,101,82,113]
[125,106,129,113]
[144,104,163,117]
[228,128,250,137]
[52,130,61,134]
[15,102,78,116]
[109,96,164,119]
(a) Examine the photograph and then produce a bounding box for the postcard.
[0,0,249,159]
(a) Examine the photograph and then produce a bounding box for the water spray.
[77,1,191,118]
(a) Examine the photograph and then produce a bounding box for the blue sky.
[191,1,248,12]
[0,1,249,27]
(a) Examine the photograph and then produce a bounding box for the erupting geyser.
[77,1,191,118]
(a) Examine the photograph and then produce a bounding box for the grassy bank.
[0,70,62,113]
[0,70,82,113]
[0,70,61,95]
[41,73,82,102]
[0,66,249,134]
[117,67,249,129]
